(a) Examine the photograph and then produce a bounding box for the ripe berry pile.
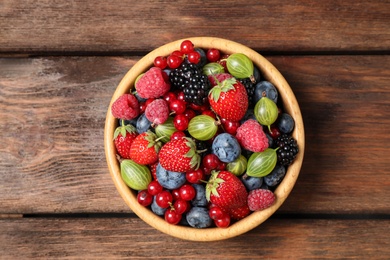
[111,40,299,228]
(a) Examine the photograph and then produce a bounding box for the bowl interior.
[104,37,305,241]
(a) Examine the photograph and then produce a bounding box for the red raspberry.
[236,119,269,152]
[111,94,140,120]
[135,67,170,99]
[145,99,169,125]
[247,189,275,211]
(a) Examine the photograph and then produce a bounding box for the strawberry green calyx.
[183,137,201,170]
[205,171,225,202]
[144,130,163,153]
[208,77,237,102]
[113,121,137,140]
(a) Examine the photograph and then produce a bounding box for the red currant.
[169,99,187,114]
[139,102,146,113]
[179,184,196,201]
[137,190,153,207]
[174,199,190,214]
[167,54,183,69]
[171,188,181,201]
[153,56,167,69]
[165,208,182,225]
[202,154,221,170]
[187,51,201,64]
[214,214,231,228]
[147,180,163,196]
[221,118,240,135]
[163,92,177,104]
[206,48,221,62]
[186,168,204,184]
[173,114,189,131]
[156,190,173,208]
[183,108,196,121]
[170,131,186,141]
[208,205,225,220]
[180,40,194,54]
[201,110,216,119]
[176,91,186,102]
[268,125,281,139]
[172,50,184,58]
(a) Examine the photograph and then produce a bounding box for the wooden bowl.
[104,37,305,241]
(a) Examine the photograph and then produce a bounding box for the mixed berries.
[111,40,299,228]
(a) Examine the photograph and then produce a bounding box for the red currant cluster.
[153,39,222,69]
[137,180,197,224]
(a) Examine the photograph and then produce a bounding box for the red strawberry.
[135,67,170,99]
[236,119,269,152]
[247,189,276,211]
[159,137,201,173]
[129,130,162,165]
[111,93,140,120]
[113,122,138,159]
[208,75,248,121]
[228,204,251,220]
[205,171,248,210]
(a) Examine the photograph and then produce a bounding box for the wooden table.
[1,1,389,258]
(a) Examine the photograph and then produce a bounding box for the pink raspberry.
[145,99,169,125]
[247,189,275,211]
[235,119,269,152]
[111,94,140,120]
[135,67,170,99]
[207,73,233,87]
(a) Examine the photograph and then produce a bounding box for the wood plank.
[1,0,389,53]
[0,217,388,259]
[0,55,390,214]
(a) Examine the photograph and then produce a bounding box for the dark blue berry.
[191,184,208,207]
[136,113,152,133]
[151,196,167,216]
[156,163,187,190]
[254,81,278,104]
[277,113,295,134]
[264,164,286,187]
[241,175,263,191]
[212,133,241,163]
[186,207,212,228]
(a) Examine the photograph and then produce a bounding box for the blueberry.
[266,133,275,148]
[254,81,278,104]
[156,163,187,189]
[186,207,213,228]
[277,113,295,134]
[212,133,241,163]
[119,117,138,128]
[134,92,148,103]
[253,65,262,83]
[151,196,167,216]
[191,184,208,207]
[241,175,263,191]
[194,48,207,68]
[264,164,286,187]
[136,113,152,133]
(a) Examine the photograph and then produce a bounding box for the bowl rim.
[104,36,305,241]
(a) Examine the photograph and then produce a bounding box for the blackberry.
[169,59,211,105]
[275,134,299,166]
[239,78,256,107]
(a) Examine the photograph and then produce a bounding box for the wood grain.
[0,217,388,259]
[1,0,389,54]
[1,55,389,215]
